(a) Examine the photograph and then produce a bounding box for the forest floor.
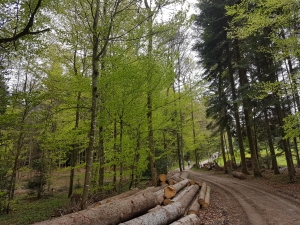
[188,167,300,225]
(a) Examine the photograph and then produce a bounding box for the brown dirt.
[187,168,300,225]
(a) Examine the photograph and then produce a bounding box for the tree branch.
[0,0,50,44]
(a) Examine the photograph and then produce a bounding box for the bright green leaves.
[226,0,300,59]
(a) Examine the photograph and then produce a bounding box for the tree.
[0,0,50,44]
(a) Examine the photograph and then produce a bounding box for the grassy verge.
[0,193,69,225]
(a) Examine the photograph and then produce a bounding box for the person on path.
[188,160,191,168]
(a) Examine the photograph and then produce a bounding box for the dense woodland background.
[0,0,300,218]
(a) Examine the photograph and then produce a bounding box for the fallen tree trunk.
[187,195,200,216]
[33,192,160,225]
[120,185,199,225]
[232,171,246,179]
[164,185,193,205]
[90,188,142,207]
[169,214,201,225]
[198,182,207,205]
[164,179,189,199]
[202,185,211,209]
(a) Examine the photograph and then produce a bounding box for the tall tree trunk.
[226,43,249,175]
[263,110,280,174]
[98,125,105,192]
[81,0,101,209]
[220,129,228,173]
[145,0,156,186]
[118,117,124,193]
[68,52,81,197]
[234,39,261,177]
[113,118,117,192]
[226,124,236,168]
[191,101,199,168]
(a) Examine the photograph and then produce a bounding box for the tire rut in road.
[188,171,300,225]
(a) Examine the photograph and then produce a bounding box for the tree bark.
[234,39,261,177]
[263,110,280,174]
[198,182,207,205]
[227,43,249,175]
[232,171,247,179]
[169,214,201,225]
[202,185,211,209]
[120,185,199,225]
[164,179,189,199]
[188,196,200,216]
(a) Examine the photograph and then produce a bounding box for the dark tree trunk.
[234,39,261,177]
[220,129,228,174]
[227,43,250,175]
[263,110,280,174]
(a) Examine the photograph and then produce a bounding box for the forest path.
[187,169,300,225]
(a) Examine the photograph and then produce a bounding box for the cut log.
[159,174,168,182]
[164,179,189,199]
[202,186,211,209]
[198,182,207,205]
[120,185,199,225]
[164,185,193,205]
[187,195,200,216]
[169,214,201,225]
[189,180,196,185]
[32,192,160,225]
[196,181,202,187]
[168,179,175,185]
[232,171,247,179]
[89,188,141,208]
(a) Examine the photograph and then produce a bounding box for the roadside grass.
[0,193,69,225]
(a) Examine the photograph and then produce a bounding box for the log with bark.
[163,185,193,206]
[164,179,189,199]
[120,185,200,225]
[202,185,211,209]
[169,214,201,225]
[168,172,183,182]
[187,195,200,216]
[32,191,160,225]
[198,182,207,206]
[232,171,247,179]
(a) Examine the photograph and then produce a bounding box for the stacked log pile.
[33,171,211,225]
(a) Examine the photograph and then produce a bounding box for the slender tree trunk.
[234,39,261,177]
[118,117,124,193]
[227,43,249,175]
[226,124,236,168]
[113,118,117,192]
[145,0,156,186]
[191,103,199,168]
[263,110,280,174]
[220,129,228,173]
[81,0,101,210]
[98,125,105,192]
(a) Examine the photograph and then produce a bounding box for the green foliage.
[283,112,300,139]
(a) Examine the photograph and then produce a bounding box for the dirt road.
[187,170,300,225]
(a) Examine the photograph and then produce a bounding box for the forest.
[0,0,300,222]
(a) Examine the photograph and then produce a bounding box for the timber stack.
[33,171,211,225]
